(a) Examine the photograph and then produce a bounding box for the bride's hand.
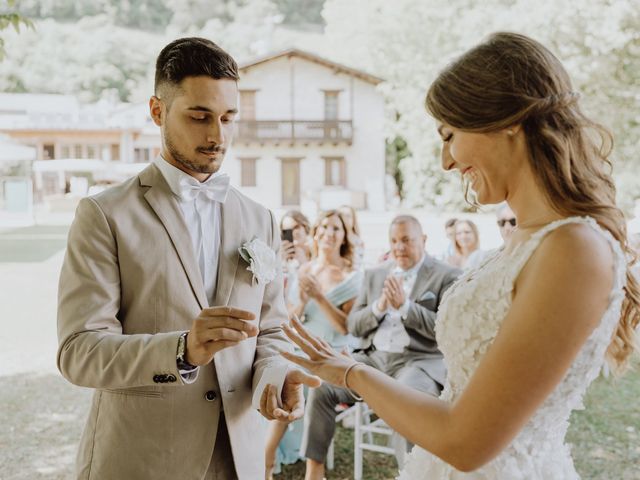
[281,315,359,388]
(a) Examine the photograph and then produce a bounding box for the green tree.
[321,0,640,211]
[15,0,174,32]
[0,0,34,61]
[273,0,326,27]
[386,135,410,201]
[0,15,163,101]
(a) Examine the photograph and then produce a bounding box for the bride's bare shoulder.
[528,222,613,277]
[514,221,615,315]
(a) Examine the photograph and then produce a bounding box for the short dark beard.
[164,129,223,174]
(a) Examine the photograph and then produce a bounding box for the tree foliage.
[273,0,325,27]
[386,136,410,201]
[320,0,640,211]
[2,0,638,211]
[0,0,34,61]
[0,0,319,100]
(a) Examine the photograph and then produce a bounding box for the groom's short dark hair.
[154,37,239,105]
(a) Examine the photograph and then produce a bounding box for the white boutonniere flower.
[239,237,278,285]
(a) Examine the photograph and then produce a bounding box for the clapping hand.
[383,275,406,310]
[299,273,322,300]
[281,315,360,388]
[376,291,389,312]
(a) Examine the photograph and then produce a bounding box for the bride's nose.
[441,144,455,171]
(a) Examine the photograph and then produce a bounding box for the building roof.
[0,93,79,115]
[239,48,384,85]
[0,93,152,132]
[0,135,36,162]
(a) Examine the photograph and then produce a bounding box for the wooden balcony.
[235,120,353,144]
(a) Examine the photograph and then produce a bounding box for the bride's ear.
[505,124,522,137]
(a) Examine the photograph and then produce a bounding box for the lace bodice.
[399,217,627,479]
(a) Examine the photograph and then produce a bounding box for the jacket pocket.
[102,387,163,398]
[416,290,437,311]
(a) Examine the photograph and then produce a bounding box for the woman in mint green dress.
[266,210,363,478]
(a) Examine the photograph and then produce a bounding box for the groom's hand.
[259,369,321,422]
[186,306,258,366]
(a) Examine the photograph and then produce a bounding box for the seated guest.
[280,210,312,267]
[496,202,517,244]
[447,218,485,269]
[290,210,363,344]
[440,217,458,260]
[266,210,362,478]
[299,214,461,480]
[339,204,365,270]
[280,210,312,305]
[466,204,517,271]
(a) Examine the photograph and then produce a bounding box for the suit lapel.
[214,189,242,307]
[140,165,208,309]
[409,255,434,300]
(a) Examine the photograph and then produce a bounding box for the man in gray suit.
[300,215,461,480]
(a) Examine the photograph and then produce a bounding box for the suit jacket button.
[205,390,217,402]
[167,374,177,383]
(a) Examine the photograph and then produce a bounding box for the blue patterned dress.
[274,270,363,472]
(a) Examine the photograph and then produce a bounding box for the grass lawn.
[278,364,640,479]
[566,364,640,480]
[0,225,69,263]
[0,365,637,479]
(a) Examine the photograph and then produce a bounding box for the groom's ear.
[149,96,164,127]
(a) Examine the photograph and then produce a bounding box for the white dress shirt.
[154,156,287,408]
[154,156,222,305]
[371,255,424,353]
[155,155,227,382]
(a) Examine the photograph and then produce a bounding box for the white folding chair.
[353,402,403,480]
[326,404,361,470]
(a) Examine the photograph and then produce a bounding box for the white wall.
[235,54,386,211]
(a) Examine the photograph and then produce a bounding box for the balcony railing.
[235,120,353,143]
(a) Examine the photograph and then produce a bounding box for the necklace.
[515,215,562,231]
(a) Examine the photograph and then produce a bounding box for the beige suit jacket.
[57,164,291,479]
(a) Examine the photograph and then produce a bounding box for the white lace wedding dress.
[398,217,627,479]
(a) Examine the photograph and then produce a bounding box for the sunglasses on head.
[497,218,517,227]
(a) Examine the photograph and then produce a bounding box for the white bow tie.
[393,268,416,281]
[178,173,230,203]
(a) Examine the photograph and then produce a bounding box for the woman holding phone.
[266,209,363,478]
[280,210,312,266]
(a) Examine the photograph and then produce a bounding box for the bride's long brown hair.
[426,32,639,373]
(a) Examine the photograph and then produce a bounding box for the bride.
[281,32,639,479]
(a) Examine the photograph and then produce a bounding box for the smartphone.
[281,229,294,243]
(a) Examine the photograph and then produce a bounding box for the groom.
[57,37,317,480]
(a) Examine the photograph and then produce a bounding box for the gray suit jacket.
[57,164,291,480]
[347,255,460,382]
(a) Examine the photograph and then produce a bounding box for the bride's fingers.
[290,315,326,352]
[281,351,315,370]
[318,337,333,352]
[282,324,320,358]
[282,324,306,350]
[290,313,307,332]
